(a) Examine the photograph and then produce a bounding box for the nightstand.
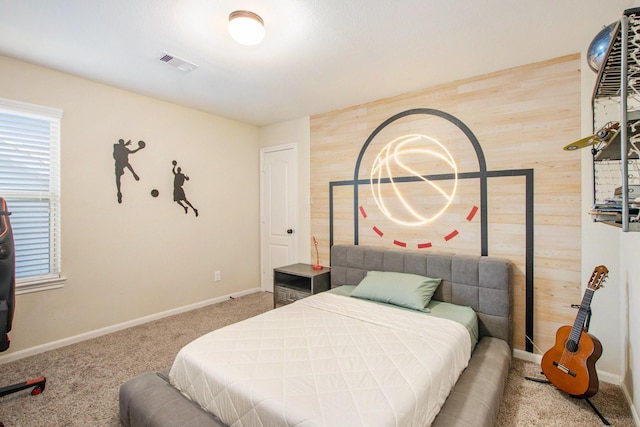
[273,263,331,307]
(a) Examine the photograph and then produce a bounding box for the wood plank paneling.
[311,54,582,353]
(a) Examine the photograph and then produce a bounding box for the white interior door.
[260,145,297,292]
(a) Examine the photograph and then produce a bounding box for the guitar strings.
[517,323,575,379]
[559,336,571,368]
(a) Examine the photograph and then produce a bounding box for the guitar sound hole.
[565,339,578,352]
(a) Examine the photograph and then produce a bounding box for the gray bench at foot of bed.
[119,336,511,427]
[119,370,225,427]
[432,337,511,427]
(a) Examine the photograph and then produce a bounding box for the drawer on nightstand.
[274,285,309,306]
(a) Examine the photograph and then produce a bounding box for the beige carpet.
[0,291,635,426]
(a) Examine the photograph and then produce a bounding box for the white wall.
[621,233,640,420]
[0,55,262,356]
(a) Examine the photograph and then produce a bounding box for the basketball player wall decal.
[113,139,146,203]
[172,160,198,217]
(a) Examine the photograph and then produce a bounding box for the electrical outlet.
[214,271,221,282]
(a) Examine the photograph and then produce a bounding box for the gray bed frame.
[119,244,513,427]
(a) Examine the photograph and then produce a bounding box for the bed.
[119,244,513,427]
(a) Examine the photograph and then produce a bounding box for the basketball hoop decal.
[351,108,488,251]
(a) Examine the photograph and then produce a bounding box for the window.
[0,97,64,293]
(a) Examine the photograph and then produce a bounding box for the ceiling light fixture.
[228,10,265,46]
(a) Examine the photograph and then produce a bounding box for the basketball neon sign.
[370,134,458,226]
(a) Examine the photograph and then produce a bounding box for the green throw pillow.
[351,271,442,312]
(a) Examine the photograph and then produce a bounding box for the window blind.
[0,98,62,288]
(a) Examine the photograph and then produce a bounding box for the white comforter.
[169,292,471,427]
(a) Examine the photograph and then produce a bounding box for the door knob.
[287,229,294,234]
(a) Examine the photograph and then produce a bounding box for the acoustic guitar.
[541,265,608,398]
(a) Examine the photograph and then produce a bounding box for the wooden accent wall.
[310,54,582,353]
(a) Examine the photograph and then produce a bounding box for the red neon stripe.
[417,242,432,249]
[359,206,367,218]
[373,226,384,236]
[393,240,407,247]
[444,230,459,241]
[466,205,479,221]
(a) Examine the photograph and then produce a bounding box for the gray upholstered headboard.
[330,244,513,348]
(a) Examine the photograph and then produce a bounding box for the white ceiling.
[0,1,636,126]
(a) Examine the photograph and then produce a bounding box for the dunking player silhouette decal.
[172,160,198,217]
[113,139,146,203]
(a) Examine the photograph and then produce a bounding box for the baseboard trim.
[513,348,541,365]
[0,287,262,365]
[621,381,640,426]
[512,349,622,385]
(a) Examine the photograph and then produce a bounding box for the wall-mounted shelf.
[591,7,640,232]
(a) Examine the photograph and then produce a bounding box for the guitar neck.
[569,288,594,343]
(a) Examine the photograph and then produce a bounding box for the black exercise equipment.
[0,197,46,401]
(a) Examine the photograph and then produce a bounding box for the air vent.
[158,52,198,72]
